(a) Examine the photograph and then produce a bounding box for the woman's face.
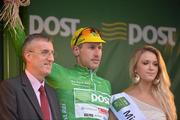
[135,51,159,83]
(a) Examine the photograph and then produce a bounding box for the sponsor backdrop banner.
[11,0,180,116]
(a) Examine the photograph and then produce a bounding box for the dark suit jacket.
[0,72,61,120]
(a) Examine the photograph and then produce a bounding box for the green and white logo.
[112,97,130,112]
[74,88,110,107]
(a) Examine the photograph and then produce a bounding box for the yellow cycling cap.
[70,27,105,47]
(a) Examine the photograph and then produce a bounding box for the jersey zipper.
[90,70,96,91]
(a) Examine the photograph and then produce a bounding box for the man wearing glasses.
[0,34,61,120]
[46,27,112,120]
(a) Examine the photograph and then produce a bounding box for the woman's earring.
[153,78,160,85]
[134,74,140,84]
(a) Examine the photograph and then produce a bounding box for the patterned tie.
[39,85,50,120]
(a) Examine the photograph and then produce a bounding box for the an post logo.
[29,15,80,36]
[101,22,176,46]
[91,93,109,105]
[129,24,176,46]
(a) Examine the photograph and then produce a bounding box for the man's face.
[25,39,54,79]
[76,42,103,70]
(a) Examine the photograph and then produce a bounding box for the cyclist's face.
[76,42,102,70]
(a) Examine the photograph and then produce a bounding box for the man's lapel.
[21,73,43,119]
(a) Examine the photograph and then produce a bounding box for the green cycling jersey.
[46,63,112,120]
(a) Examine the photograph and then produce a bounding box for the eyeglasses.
[29,50,55,57]
[74,27,101,46]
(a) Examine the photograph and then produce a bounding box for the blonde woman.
[109,45,177,120]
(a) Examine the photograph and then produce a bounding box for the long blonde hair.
[129,45,177,120]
